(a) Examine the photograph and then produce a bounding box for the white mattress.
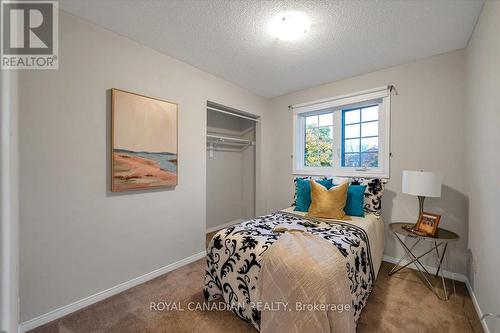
[280,207,385,278]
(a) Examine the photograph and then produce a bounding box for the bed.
[203,207,385,330]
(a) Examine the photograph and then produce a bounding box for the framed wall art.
[111,88,178,191]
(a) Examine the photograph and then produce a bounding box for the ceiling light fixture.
[269,11,311,41]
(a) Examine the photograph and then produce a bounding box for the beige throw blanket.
[258,231,355,333]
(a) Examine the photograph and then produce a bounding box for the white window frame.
[292,86,391,178]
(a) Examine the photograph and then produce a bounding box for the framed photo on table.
[415,212,441,236]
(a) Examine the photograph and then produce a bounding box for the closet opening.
[206,101,259,234]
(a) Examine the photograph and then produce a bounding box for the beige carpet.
[28,232,483,333]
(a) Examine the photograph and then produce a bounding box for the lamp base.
[412,196,426,229]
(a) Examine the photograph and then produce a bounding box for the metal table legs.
[389,233,455,301]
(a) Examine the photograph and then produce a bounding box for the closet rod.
[207,141,250,147]
[207,134,255,145]
[207,106,259,123]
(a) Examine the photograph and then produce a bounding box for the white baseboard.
[206,219,244,234]
[383,255,490,333]
[18,251,206,333]
[465,280,491,333]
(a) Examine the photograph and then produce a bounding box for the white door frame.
[1,69,19,333]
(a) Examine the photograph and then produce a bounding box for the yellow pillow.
[307,180,351,220]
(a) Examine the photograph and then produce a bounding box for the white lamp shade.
[402,170,442,197]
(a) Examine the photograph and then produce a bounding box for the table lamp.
[402,170,442,227]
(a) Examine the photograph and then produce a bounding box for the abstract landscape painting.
[111,89,178,191]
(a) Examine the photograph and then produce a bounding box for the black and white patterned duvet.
[203,212,375,330]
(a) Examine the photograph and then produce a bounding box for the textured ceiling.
[59,0,484,97]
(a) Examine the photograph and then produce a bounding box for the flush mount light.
[269,11,311,41]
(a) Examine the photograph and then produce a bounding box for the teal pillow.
[294,178,333,212]
[344,184,367,217]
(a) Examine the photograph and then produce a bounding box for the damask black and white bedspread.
[203,210,382,330]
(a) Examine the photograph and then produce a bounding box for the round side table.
[388,222,459,300]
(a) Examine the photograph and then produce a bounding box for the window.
[304,112,334,167]
[293,86,391,178]
[342,105,379,168]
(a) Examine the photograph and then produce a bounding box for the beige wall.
[266,50,468,274]
[206,149,245,228]
[206,140,256,229]
[465,2,500,332]
[241,128,256,220]
[18,11,268,322]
